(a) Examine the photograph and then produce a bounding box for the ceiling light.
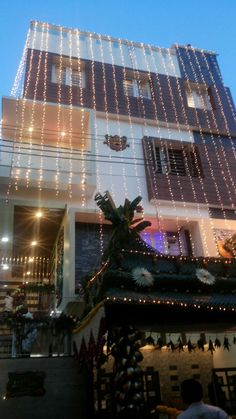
[61,131,66,137]
[36,210,43,218]
[1,237,9,243]
[29,257,34,262]
[28,127,33,132]
[2,264,9,270]
[31,241,37,246]
[26,271,31,275]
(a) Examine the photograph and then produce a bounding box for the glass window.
[186,84,211,110]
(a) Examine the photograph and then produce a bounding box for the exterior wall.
[29,22,181,76]
[0,357,87,419]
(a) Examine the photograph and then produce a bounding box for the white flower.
[196,268,215,285]
[132,267,154,287]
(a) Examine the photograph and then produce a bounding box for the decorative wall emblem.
[104,135,129,151]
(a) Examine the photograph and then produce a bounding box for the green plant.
[95,191,151,264]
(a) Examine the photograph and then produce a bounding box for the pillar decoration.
[110,325,147,419]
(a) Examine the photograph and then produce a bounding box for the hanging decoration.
[208,339,215,354]
[167,339,176,352]
[197,339,205,352]
[177,336,184,352]
[223,337,230,351]
[215,338,221,348]
[132,267,154,288]
[187,339,195,352]
[196,268,215,285]
[110,325,146,418]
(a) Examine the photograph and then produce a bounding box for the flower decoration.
[132,267,154,287]
[196,268,215,285]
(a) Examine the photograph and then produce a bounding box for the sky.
[1,0,236,107]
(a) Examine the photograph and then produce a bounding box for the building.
[1,21,236,417]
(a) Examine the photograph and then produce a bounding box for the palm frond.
[132,220,151,233]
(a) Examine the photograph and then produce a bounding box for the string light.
[6,22,38,198]
[88,33,104,255]
[75,29,86,207]
[98,33,115,199]
[163,47,215,256]
[26,22,46,189]
[175,46,224,256]
[38,23,49,192]
[178,46,236,254]
[107,35,128,199]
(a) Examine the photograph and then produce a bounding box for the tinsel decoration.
[208,339,215,354]
[156,337,164,348]
[223,337,230,351]
[145,335,155,346]
[187,339,194,352]
[111,325,146,418]
[167,340,176,352]
[215,338,221,348]
[197,339,205,351]
[178,337,184,352]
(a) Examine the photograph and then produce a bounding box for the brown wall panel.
[24,49,236,136]
[143,138,236,207]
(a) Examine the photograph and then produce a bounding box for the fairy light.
[11,28,31,97]
[209,54,236,127]
[8,21,38,196]
[75,29,86,207]
[190,47,236,201]
[55,26,64,196]
[131,42,182,254]
[157,46,197,255]
[175,46,225,255]
[26,22,46,189]
[199,49,236,178]
[118,39,142,200]
[107,35,128,199]
[164,46,216,256]
[180,45,235,253]
[142,43,198,254]
[175,49,219,251]
[98,33,116,199]
[125,42,166,245]
[68,29,74,199]
[125,42,164,237]
[88,33,104,255]
[38,23,49,192]
[191,48,236,255]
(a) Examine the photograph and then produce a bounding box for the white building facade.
[1,21,236,310]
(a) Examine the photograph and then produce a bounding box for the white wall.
[29,23,181,77]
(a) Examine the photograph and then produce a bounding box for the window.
[123,77,151,99]
[52,64,85,88]
[186,83,211,110]
[154,144,202,177]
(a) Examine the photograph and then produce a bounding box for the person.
[178,379,229,418]
[3,290,13,314]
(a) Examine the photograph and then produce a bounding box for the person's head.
[181,379,203,404]
[6,291,11,296]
